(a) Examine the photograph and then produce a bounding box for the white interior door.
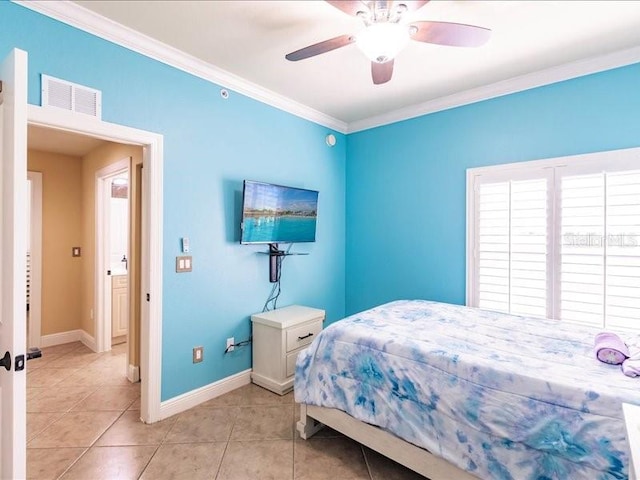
[0,48,28,479]
[95,160,129,353]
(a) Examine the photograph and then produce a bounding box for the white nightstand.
[251,305,325,395]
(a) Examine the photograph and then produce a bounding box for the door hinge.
[146,293,150,302]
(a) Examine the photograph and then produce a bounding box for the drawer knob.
[298,332,314,340]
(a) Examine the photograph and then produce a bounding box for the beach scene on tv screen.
[242,182,318,243]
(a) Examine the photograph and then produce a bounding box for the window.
[477,177,549,318]
[467,147,640,331]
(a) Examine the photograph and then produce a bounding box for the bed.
[294,300,640,480]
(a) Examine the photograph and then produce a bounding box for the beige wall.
[81,143,143,366]
[29,142,143,363]
[28,150,84,336]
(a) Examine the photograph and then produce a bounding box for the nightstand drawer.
[286,320,322,353]
[286,351,300,377]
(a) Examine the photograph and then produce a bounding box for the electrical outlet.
[193,346,203,363]
[226,337,235,352]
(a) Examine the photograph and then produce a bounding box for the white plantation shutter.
[475,176,548,318]
[606,170,640,330]
[477,182,510,312]
[559,173,605,327]
[557,169,640,329]
[510,179,548,317]
[469,149,640,332]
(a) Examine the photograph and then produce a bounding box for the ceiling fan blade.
[325,1,370,16]
[411,21,491,47]
[393,1,429,13]
[372,60,394,85]
[285,34,355,61]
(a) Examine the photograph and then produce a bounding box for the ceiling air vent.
[41,74,102,119]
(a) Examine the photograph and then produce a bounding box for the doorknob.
[1,351,11,371]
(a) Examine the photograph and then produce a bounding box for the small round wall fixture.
[220,88,229,99]
[325,134,336,147]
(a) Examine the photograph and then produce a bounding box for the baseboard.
[40,329,97,351]
[128,364,140,383]
[40,329,82,348]
[159,369,251,420]
[80,330,96,351]
[251,372,293,395]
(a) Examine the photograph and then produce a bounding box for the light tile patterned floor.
[27,342,426,479]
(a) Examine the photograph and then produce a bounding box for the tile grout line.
[35,371,400,480]
[361,444,374,480]
[55,409,140,480]
[213,439,231,479]
[216,403,242,479]
[49,344,126,479]
[55,446,90,480]
[135,402,184,479]
[55,379,130,479]
[25,342,136,478]
[135,443,163,479]
[34,345,109,414]
[90,407,130,447]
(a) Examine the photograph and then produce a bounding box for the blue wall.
[0,2,346,400]
[346,63,640,315]
[4,0,639,401]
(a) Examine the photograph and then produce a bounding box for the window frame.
[466,146,640,328]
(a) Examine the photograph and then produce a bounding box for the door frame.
[95,160,130,354]
[27,171,42,349]
[27,105,164,423]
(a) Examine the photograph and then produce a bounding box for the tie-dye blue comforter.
[294,300,640,480]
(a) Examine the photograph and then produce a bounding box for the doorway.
[27,104,164,424]
[95,160,131,354]
[26,136,139,376]
[106,169,130,348]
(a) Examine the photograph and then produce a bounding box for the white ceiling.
[38,1,640,128]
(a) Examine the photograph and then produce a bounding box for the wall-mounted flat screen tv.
[240,180,319,244]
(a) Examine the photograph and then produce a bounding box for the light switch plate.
[176,255,192,273]
[193,346,203,363]
[72,247,81,257]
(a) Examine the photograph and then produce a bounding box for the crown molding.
[348,45,640,133]
[15,1,640,136]
[14,0,348,133]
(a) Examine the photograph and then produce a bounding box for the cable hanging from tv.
[262,243,289,311]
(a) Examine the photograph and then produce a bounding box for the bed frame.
[624,403,639,480]
[297,404,477,480]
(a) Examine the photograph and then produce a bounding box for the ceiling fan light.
[356,23,410,63]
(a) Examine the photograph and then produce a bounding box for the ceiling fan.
[285,1,491,85]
